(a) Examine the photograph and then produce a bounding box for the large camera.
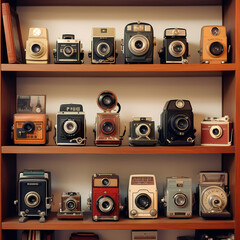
[159,28,189,64]
[159,99,196,146]
[161,177,192,218]
[94,90,124,146]
[14,170,52,223]
[199,172,231,219]
[57,192,83,220]
[53,34,84,64]
[128,174,158,219]
[90,173,120,221]
[129,117,158,146]
[88,28,117,64]
[121,21,155,64]
[13,113,51,145]
[25,28,49,64]
[55,104,86,145]
[199,26,227,64]
[201,115,233,146]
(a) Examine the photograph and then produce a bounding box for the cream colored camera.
[26,28,49,64]
[128,174,158,219]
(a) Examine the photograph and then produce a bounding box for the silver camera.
[162,177,192,218]
[199,172,231,219]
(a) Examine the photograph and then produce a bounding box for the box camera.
[161,177,192,218]
[159,28,189,64]
[57,192,83,220]
[25,28,49,64]
[199,172,231,219]
[14,170,52,223]
[201,115,233,146]
[53,34,84,64]
[159,99,196,146]
[88,28,117,64]
[94,91,124,146]
[129,117,158,146]
[91,173,120,221]
[13,113,50,145]
[199,26,228,64]
[55,104,86,145]
[128,174,158,219]
[121,21,155,64]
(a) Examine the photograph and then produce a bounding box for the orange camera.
[13,113,50,145]
[199,26,227,64]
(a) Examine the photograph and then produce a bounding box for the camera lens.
[169,41,185,57]
[213,128,219,135]
[97,91,117,111]
[23,121,35,133]
[173,44,183,53]
[31,44,41,54]
[135,193,151,210]
[211,27,220,36]
[97,42,111,57]
[135,40,143,49]
[63,119,78,135]
[102,96,113,107]
[102,178,110,186]
[210,125,223,139]
[140,125,148,134]
[24,191,41,208]
[97,196,115,214]
[210,42,224,56]
[102,201,110,209]
[174,193,187,207]
[177,118,188,131]
[66,199,77,211]
[128,34,149,56]
[101,121,115,135]
[171,114,190,135]
[135,123,151,137]
[63,46,74,57]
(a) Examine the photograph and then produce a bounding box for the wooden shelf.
[2,213,235,230]
[1,146,235,155]
[1,64,235,78]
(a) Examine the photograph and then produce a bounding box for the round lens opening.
[99,43,108,54]
[211,27,220,36]
[101,121,114,135]
[174,193,187,207]
[102,201,110,209]
[66,200,76,211]
[23,121,35,133]
[102,95,113,106]
[102,178,110,186]
[28,195,37,204]
[176,118,189,131]
[135,194,151,210]
[31,44,41,54]
[63,120,78,135]
[212,128,220,136]
[173,44,183,53]
[24,191,41,208]
[210,42,224,56]
[139,125,149,134]
[97,196,115,214]
[64,46,73,56]
[135,40,143,49]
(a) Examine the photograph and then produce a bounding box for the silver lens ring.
[24,191,41,208]
[175,117,189,131]
[169,40,185,57]
[98,196,114,213]
[173,193,187,207]
[210,125,223,139]
[63,119,78,135]
[63,46,74,57]
[97,42,111,57]
[135,123,151,137]
[209,195,223,208]
[65,198,77,211]
[128,34,150,56]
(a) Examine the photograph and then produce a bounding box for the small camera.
[53,34,84,64]
[55,104,86,145]
[91,173,120,221]
[14,170,52,223]
[159,99,196,146]
[57,192,83,220]
[121,21,155,64]
[129,117,158,146]
[201,115,233,146]
[199,172,231,219]
[161,177,192,218]
[13,113,51,145]
[159,28,189,64]
[199,26,228,64]
[25,28,49,64]
[128,174,158,219]
[88,28,117,64]
[94,91,124,146]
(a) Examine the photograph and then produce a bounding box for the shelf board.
[1,146,235,154]
[2,213,234,230]
[1,64,235,78]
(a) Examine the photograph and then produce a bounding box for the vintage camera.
[53,34,84,64]
[129,117,158,146]
[199,26,228,64]
[55,104,86,145]
[57,192,83,220]
[128,174,158,219]
[13,113,51,145]
[94,90,124,146]
[201,115,233,146]
[90,173,120,221]
[88,28,117,64]
[159,99,196,146]
[121,21,155,64]
[161,177,192,218]
[159,28,189,64]
[14,170,52,223]
[199,172,231,219]
[25,28,49,64]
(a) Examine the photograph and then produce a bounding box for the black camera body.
[55,104,86,145]
[129,117,158,146]
[15,170,52,223]
[53,34,84,64]
[121,22,155,64]
[159,28,188,64]
[159,99,195,146]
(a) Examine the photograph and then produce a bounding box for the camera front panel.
[61,192,81,213]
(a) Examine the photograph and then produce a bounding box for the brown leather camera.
[13,113,50,145]
[199,26,227,64]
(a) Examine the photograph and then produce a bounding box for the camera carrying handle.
[116,102,121,113]
[62,34,75,39]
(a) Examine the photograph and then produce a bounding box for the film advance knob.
[130,209,137,216]
[150,209,157,216]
